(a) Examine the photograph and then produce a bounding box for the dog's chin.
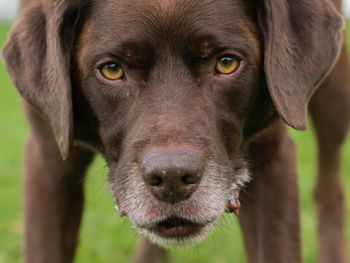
[136,217,218,249]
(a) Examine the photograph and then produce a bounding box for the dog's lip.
[142,217,207,238]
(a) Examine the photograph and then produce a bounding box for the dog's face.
[74,0,260,246]
[2,0,343,249]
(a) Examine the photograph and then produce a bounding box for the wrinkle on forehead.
[78,0,261,67]
[155,0,177,13]
[88,0,254,31]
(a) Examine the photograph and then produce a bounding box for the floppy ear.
[256,0,344,130]
[2,0,84,159]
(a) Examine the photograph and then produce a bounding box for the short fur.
[2,0,350,262]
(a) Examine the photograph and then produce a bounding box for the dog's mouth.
[136,215,217,248]
[148,217,204,238]
[116,188,242,242]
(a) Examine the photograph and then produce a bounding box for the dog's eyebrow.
[85,40,154,69]
[185,34,257,64]
[185,35,219,58]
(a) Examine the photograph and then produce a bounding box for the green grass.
[0,22,349,263]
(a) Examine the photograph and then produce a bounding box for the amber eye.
[215,56,240,74]
[99,63,124,80]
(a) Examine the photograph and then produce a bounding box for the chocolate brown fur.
[2,0,349,262]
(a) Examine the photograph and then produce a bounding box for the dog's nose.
[141,148,204,203]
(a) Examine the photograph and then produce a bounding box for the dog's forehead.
[88,0,252,25]
[77,0,260,66]
[82,0,256,40]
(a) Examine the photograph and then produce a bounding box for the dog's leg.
[309,42,350,263]
[132,237,168,263]
[23,106,94,263]
[239,122,301,263]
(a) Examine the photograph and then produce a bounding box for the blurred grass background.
[0,22,349,263]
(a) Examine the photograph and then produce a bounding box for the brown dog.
[2,0,350,262]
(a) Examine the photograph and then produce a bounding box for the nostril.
[148,174,163,186]
[182,173,198,185]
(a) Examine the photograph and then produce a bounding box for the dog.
[2,0,350,262]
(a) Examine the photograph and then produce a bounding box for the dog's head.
[2,0,343,247]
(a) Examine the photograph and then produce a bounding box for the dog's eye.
[100,63,124,81]
[215,56,240,75]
